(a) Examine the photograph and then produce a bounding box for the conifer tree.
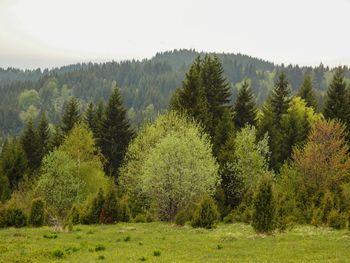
[233,80,257,129]
[213,108,235,157]
[99,88,133,179]
[49,126,65,150]
[37,113,50,163]
[84,102,95,132]
[21,118,40,170]
[298,74,317,109]
[177,56,212,130]
[252,177,276,233]
[201,55,231,135]
[102,188,119,223]
[324,67,349,124]
[61,97,80,134]
[270,72,291,127]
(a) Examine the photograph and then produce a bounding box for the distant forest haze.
[0,49,349,137]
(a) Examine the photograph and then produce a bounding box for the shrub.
[101,188,118,224]
[311,207,322,227]
[53,249,64,258]
[29,198,45,227]
[328,210,347,229]
[68,205,80,225]
[191,195,220,229]
[133,214,147,223]
[117,198,131,222]
[5,208,27,228]
[81,189,105,224]
[252,177,276,233]
[175,210,189,226]
[95,244,106,252]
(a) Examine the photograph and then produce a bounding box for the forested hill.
[1,49,349,136]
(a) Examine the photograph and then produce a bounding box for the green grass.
[0,222,349,262]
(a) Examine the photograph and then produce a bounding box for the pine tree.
[270,72,291,127]
[252,177,276,233]
[61,97,80,134]
[99,88,133,179]
[298,74,317,109]
[102,188,119,223]
[1,139,28,190]
[213,108,235,157]
[21,119,40,170]
[49,126,65,150]
[84,102,95,132]
[324,67,349,124]
[177,56,212,130]
[201,55,231,135]
[37,113,50,163]
[233,80,257,129]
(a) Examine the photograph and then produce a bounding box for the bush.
[29,198,45,227]
[175,210,189,226]
[328,210,347,229]
[53,249,64,258]
[133,214,147,223]
[81,189,105,224]
[68,205,80,225]
[101,188,118,224]
[5,208,27,228]
[191,195,220,229]
[117,198,131,222]
[311,207,322,227]
[252,177,276,233]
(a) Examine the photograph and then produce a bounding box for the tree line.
[1,54,350,233]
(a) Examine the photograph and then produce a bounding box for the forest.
[1,50,350,240]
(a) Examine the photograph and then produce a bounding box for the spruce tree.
[298,74,317,109]
[324,67,349,124]
[21,119,40,170]
[213,108,235,157]
[270,72,291,127]
[61,97,80,134]
[99,88,133,179]
[177,56,212,130]
[233,80,257,129]
[37,113,50,163]
[84,102,95,132]
[252,177,276,233]
[201,55,231,135]
[49,126,65,150]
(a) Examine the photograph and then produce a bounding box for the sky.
[1,0,350,69]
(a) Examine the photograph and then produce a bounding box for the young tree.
[99,88,133,179]
[37,113,50,163]
[252,177,276,233]
[270,72,291,127]
[61,97,80,134]
[298,74,317,109]
[175,56,212,131]
[233,80,257,129]
[0,139,27,190]
[191,195,220,229]
[21,119,39,170]
[324,67,349,125]
[212,108,235,156]
[119,112,219,220]
[84,102,95,133]
[201,55,231,135]
[292,119,350,198]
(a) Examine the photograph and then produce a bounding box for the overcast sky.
[1,0,350,69]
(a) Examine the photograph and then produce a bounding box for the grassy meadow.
[0,223,349,262]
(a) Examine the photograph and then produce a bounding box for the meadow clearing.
[0,222,349,263]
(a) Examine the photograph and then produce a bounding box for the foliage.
[61,97,81,134]
[327,210,347,229]
[252,177,276,233]
[99,88,133,179]
[298,74,317,109]
[29,198,45,227]
[191,195,220,229]
[233,80,257,129]
[139,117,219,220]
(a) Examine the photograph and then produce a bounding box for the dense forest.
[1,51,350,235]
[1,49,350,138]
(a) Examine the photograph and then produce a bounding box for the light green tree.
[119,111,219,220]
